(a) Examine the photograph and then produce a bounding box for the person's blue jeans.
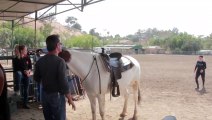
[36,83,43,102]
[42,91,66,120]
[14,71,23,92]
[68,76,76,94]
[14,71,30,106]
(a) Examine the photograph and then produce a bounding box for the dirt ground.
[2,54,212,120]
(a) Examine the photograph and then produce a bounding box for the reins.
[81,55,102,94]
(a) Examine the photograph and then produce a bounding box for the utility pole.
[91,28,96,51]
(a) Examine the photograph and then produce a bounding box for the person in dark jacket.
[34,35,76,120]
[194,55,207,91]
[0,63,11,120]
[13,45,32,109]
[13,44,21,95]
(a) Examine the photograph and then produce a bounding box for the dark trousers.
[36,83,42,102]
[195,72,205,80]
[42,91,66,120]
[0,86,10,120]
[195,72,205,88]
[22,76,29,106]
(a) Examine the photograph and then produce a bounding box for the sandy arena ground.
[2,54,212,120]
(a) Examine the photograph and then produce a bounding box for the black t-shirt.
[33,54,70,94]
[13,56,32,72]
[195,61,206,73]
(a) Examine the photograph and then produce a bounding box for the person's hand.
[200,70,203,73]
[65,93,76,111]
[68,98,76,110]
[24,70,31,77]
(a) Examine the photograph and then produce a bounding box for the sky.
[54,0,212,37]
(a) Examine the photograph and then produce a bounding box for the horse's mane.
[69,49,100,57]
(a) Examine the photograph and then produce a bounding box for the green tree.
[40,12,56,22]
[14,27,44,48]
[72,23,82,31]
[0,28,12,48]
[64,34,100,49]
[65,16,82,31]
[114,34,121,43]
[40,23,53,38]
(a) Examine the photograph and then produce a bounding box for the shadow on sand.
[196,88,207,95]
[118,117,135,120]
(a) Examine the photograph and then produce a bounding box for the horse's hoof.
[132,116,138,120]
[120,113,127,117]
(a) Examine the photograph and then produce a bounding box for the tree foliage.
[14,27,44,48]
[65,16,81,31]
[64,34,100,49]
[0,28,12,48]
[148,32,202,52]
[40,12,56,22]
[40,23,53,39]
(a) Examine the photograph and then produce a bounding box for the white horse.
[67,50,141,120]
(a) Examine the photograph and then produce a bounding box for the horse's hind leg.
[120,90,129,117]
[132,83,139,120]
[97,95,105,120]
[87,94,97,120]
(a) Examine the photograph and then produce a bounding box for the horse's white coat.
[67,50,141,120]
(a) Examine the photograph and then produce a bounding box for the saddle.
[100,52,134,97]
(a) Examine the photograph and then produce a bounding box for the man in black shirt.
[194,55,207,91]
[34,35,75,120]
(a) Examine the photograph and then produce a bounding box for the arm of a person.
[194,63,197,72]
[204,62,207,70]
[58,60,76,110]
[27,57,32,70]
[0,67,4,96]
[33,63,41,83]
[58,60,70,94]
[12,58,18,72]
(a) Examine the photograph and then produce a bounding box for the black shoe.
[23,105,30,109]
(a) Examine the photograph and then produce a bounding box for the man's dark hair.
[199,55,203,58]
[46,34,60,52]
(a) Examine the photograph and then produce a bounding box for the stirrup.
[112,85,120,97]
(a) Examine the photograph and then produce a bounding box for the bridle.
[80,55,102,94]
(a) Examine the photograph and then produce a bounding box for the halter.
[81,55,102,94]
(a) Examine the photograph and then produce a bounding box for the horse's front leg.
[87,94,97,120]
[97,94,105,120]
[120,91,129,117]
[132,84,139,120]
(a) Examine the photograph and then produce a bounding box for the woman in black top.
[13,45,32,109]
[13,45,21,94]
[194,55,207,91]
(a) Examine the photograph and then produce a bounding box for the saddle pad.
[121,56,131,66]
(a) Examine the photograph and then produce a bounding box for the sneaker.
[14,91,20,96]
[195,88,199,91]
[201,87,206,93]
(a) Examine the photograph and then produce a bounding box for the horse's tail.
[137,84,141,105]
